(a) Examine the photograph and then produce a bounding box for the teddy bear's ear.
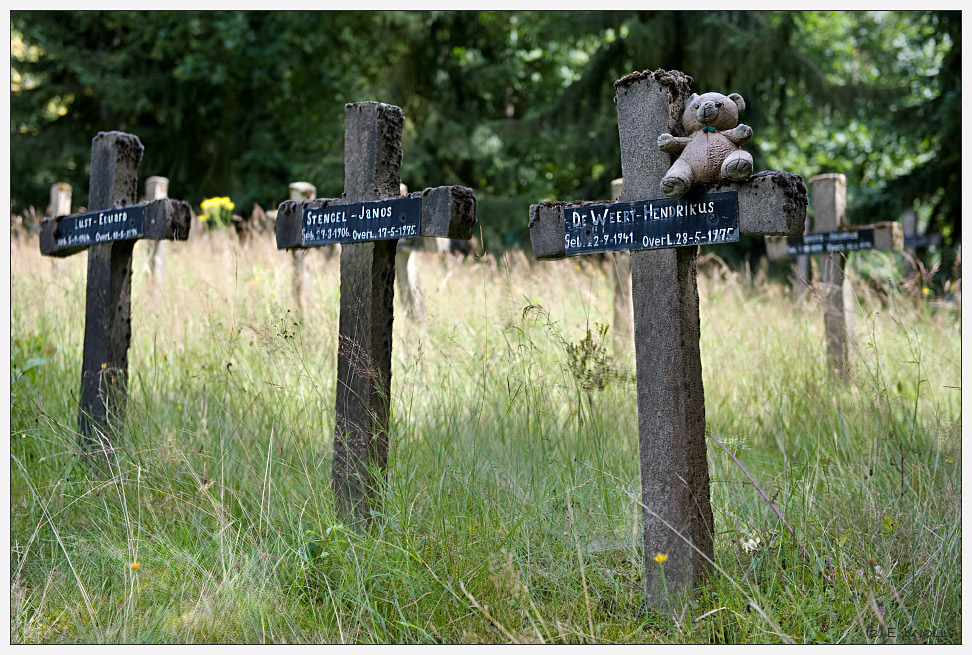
[729,93,746,113]
[684,93,699,111]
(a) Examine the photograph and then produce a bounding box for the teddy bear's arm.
[657,133,692,154]
[726,123,753,145]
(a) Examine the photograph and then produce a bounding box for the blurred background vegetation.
[10,10,960,271]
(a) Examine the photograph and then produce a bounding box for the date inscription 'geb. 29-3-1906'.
[302,196,422,247]
[564,191,739,256]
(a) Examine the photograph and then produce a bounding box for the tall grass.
[10,232,961,643]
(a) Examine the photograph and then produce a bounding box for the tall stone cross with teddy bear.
[529,69,807,611]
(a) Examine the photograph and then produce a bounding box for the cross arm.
[275,197,341,249]
[412,185,476,239]
[39,198,191,257]
[529,199,610,260]
[765,220,903,260]
[702,171,807,236]
[529,172,807,260]
[275,186,476,249]
[143,198,192,240]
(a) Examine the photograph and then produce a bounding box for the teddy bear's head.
[682,92,746,133]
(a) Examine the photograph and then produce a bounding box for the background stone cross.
[39,131,191,461]
[529,70,807,610]
[275,102,476,525]
[765,173,902,375]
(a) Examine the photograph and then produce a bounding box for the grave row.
[41,68,913,612]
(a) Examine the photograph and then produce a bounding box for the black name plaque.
[563,191,739,256]
[54,204,146,249]
[903,234,942,249]
[302,196,421,246]
[785,229,876,256]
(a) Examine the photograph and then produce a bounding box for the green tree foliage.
[11,10,959,261]
[11,11,387,212]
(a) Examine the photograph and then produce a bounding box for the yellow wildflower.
[199,196,235,226]
[654,553,668,564]
[101,362,107,370]
[130,561,140,572]
[201,196,234,212]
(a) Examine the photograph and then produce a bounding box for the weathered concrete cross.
[39,131,191,459]
[529,70,807,610]
[49,182,73,220]
[605,178,634,353]
[288,180,317,316]
[902,208,942,280]
[765,173,902,374]
[144,176,170,282]
[276,102,476,524]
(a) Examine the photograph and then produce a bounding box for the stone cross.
[765,173,902,374]
[792,212,813,297]
[49,182,73,219]
[40,132,191,461]
[528,70,806,610]
[145,176,169,282]
[393,183,430,327]
[901,208,942,280]
[903,209,917,278]
[605,178,634,353]
[289,181,317,316]
[276,102,476,524]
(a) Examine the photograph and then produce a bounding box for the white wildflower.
[740,537,761,554]
[858,564,887,580]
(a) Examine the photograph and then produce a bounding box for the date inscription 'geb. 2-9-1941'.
[564,191,739,256]
[302,195,421,246]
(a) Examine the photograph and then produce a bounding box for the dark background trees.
[10,10,960,271]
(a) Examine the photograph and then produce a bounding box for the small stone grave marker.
[606,178,634,352]
[288,181,317,316]
[276,102,476,524]
[529,69,807,610]
[393,183,430,327]
[765,173,902,374]
[49,182,73,219]
[39,132,191,460]
[144,176,169,282]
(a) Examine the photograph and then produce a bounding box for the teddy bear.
[656,91,754,197]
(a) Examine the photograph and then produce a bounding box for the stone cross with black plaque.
[902,208,942,279]
[529,70,807,611]
[276,102,476,525]
[39,131,191,461]
[765,173,902,374]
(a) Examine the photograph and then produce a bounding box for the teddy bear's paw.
[733,124,753,142]
[661,176,689,197]
[724,158,753,181]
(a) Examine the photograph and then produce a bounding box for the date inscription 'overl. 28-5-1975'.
[54,205,146,248]
[564,191,739,256]
[301,196,422,246]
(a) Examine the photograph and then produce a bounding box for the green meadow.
[10,231,961,644]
